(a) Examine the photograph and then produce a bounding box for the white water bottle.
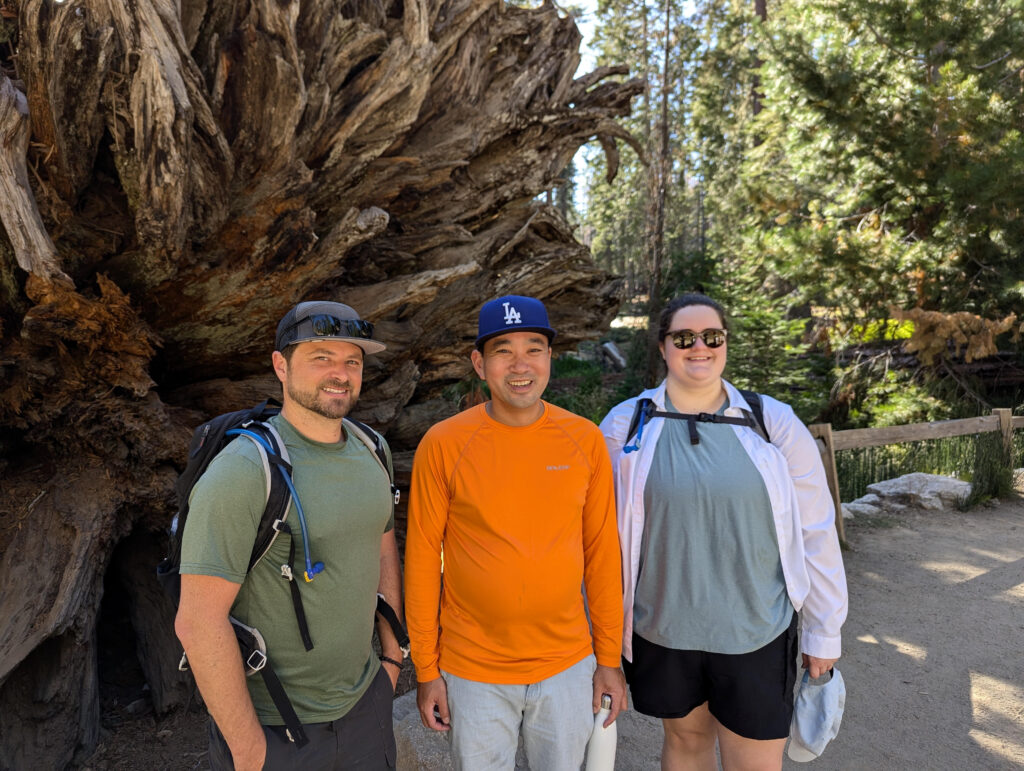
[585,693,617,771]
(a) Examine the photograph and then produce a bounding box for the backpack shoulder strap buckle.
[245,648,267,673]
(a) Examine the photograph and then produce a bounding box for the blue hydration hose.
[226,428,324,582]
[623,403,648,454]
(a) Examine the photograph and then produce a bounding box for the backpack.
[156,400,407,747]
[623,389,770,453]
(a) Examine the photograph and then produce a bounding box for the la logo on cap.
[475,294,555,349]
[503,302,522,326]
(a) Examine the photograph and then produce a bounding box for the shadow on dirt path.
[797,500,1024,770]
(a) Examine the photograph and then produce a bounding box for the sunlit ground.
[811,505,1024,770]
[969,673,1024,766]
[855,633,929,662]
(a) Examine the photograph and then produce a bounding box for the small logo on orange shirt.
[546,464,570,471]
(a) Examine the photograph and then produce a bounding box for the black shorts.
[623,612,798,740]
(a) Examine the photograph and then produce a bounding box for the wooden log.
[0,627,99,771]
[0,76,67,282]
[830,415,1001,451]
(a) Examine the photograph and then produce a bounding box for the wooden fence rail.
[808,409,1023,544]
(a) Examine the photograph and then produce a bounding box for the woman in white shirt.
[600,293,847,771]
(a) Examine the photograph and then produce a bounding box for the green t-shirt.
[180,414,394,724]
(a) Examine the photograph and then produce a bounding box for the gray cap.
[787,667,845,762]
[275,301,386,354]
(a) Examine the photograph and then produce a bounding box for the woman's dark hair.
[657,293,728,340]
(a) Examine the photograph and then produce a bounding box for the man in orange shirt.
[405,295,626,770]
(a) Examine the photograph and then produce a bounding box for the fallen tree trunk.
[0,0,641,765]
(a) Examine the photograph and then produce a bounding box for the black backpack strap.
[257,664,307,746]
[168,402,280,568]
[651,410,756,445]
[274,519,314,652]
[624,391,770,448]
[233,421,314,652]
[231,619,309,748]
[243,422,293,570]
[376,594,411,656]
[738,389,770,442]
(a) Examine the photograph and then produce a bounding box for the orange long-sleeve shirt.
[405,402,623,684]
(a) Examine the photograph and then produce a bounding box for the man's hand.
[802,653,838,679]
[592,664,627,728]
[416,677,451,732]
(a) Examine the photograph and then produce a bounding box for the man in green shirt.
[175,301,404,770]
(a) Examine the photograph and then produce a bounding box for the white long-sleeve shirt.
[599,379,848,661]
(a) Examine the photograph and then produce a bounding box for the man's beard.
[286,378,358,420]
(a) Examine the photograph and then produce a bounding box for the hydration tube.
[226,428,325,582]
[623,402,648,454]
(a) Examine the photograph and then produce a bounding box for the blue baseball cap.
[475,295,556,349]
[788,667,846,762]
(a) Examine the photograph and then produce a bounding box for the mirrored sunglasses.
[292,314,375,340]
[668,328,728,349]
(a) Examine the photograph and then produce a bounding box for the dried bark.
[0,0,641,765]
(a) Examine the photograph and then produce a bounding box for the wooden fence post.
[993,408,1013,458]
[808,423,847,544]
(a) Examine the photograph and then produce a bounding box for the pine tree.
[742,0,1024,324]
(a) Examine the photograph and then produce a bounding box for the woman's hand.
[802,653,838,679]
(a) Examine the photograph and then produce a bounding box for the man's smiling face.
[471,331,551,426]
[275,339,364,421]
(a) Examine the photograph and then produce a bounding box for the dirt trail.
[610,498,1024,770]
[797,500,1024,770]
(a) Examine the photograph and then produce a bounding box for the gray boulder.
[853,493,883,507]
[841,501,882,520]
[865,472,971,511]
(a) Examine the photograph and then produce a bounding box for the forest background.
[554,0,1024,441]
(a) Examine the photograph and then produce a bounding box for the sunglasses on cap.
[667,328,728,349]
[288,314,375,340]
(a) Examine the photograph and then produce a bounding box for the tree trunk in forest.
[752,0,768,116]
[0,0,642,765]
[643,0,671,386]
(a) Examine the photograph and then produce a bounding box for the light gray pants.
[443,653,596,771]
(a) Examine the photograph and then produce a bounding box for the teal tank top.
[634,396,793,653]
